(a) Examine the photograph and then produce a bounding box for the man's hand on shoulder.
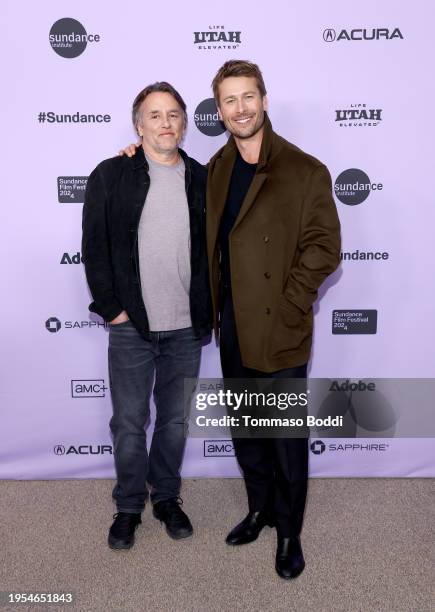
[109,311,130,325]
[118,142,141,157]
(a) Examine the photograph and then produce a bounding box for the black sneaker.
[152,498,193,540]
[108,512,142,550]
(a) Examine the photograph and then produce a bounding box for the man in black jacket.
[82,82,211,550]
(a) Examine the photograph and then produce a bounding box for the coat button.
[264,272,271,279]
[265,307,271,315]
[263,236,270,243]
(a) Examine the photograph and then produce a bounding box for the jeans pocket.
[109,319,132,328]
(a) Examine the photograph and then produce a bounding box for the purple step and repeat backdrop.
[1,0,434,479]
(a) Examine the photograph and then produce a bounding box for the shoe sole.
[165,527,193,540]
[152,510,193,540]
[108,536,135,550]
[275,562,305,580]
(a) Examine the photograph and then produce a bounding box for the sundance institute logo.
[194,99,226,136]
[49,18,101,58]
[334,169,383,205]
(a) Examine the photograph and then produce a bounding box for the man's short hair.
[211,60,267,104]
[132,82,187,135]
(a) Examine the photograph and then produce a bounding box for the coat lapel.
[207,113,275,258]
[231,172,267,232]
[206,139,237,263]
[226,113,273,233]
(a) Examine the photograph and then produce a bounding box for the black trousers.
[219,291,308,537]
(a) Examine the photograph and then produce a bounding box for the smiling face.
[216,76,268,140]
[137,91,185,157]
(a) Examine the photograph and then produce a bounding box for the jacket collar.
[215,112,275,172]
[207,113,275,260]
[132,144,189,170]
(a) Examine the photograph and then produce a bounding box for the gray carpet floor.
[0,478,433,612]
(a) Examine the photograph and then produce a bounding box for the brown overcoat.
[206,114,341,372]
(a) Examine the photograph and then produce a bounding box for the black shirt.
[218,151,257,289]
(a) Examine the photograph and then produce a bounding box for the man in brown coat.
[208,60,341,579]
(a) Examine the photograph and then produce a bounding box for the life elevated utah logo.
[49,18,101,58]
[334,169,383,205]
[193,26,241,50]
[323,27,403,42]
[335,104,382,128]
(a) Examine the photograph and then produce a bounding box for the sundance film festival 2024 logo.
[332,310,378,334]
[193,26,241,50]
[49,18,101,58]
[58,177,88,203]
[323,27,403,42]
[334,169,383,205]
[335,104,382,128]
[194,99,226,136]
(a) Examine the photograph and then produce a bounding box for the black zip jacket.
[82,146,212,338]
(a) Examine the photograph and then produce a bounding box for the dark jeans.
[108,321,201,513]
[220,291,308,537]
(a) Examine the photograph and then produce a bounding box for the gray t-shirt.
[138,155,191,332]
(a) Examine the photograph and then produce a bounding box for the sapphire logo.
[49,18,101,58]
[310,440,389,454]
[44,317,107,332]
[194,99,226,136]
[310,440,326,455]
[334,169,383,205]
[46,317,61,333]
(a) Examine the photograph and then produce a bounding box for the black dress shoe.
[226,511,275,545]
[153,498,193,539]
[108,512,142,550]
[275,536,305,579]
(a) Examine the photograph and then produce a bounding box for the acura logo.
[323,29,336,42]
[54,445,65,455]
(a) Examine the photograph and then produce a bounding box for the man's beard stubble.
[225,111,265,140]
